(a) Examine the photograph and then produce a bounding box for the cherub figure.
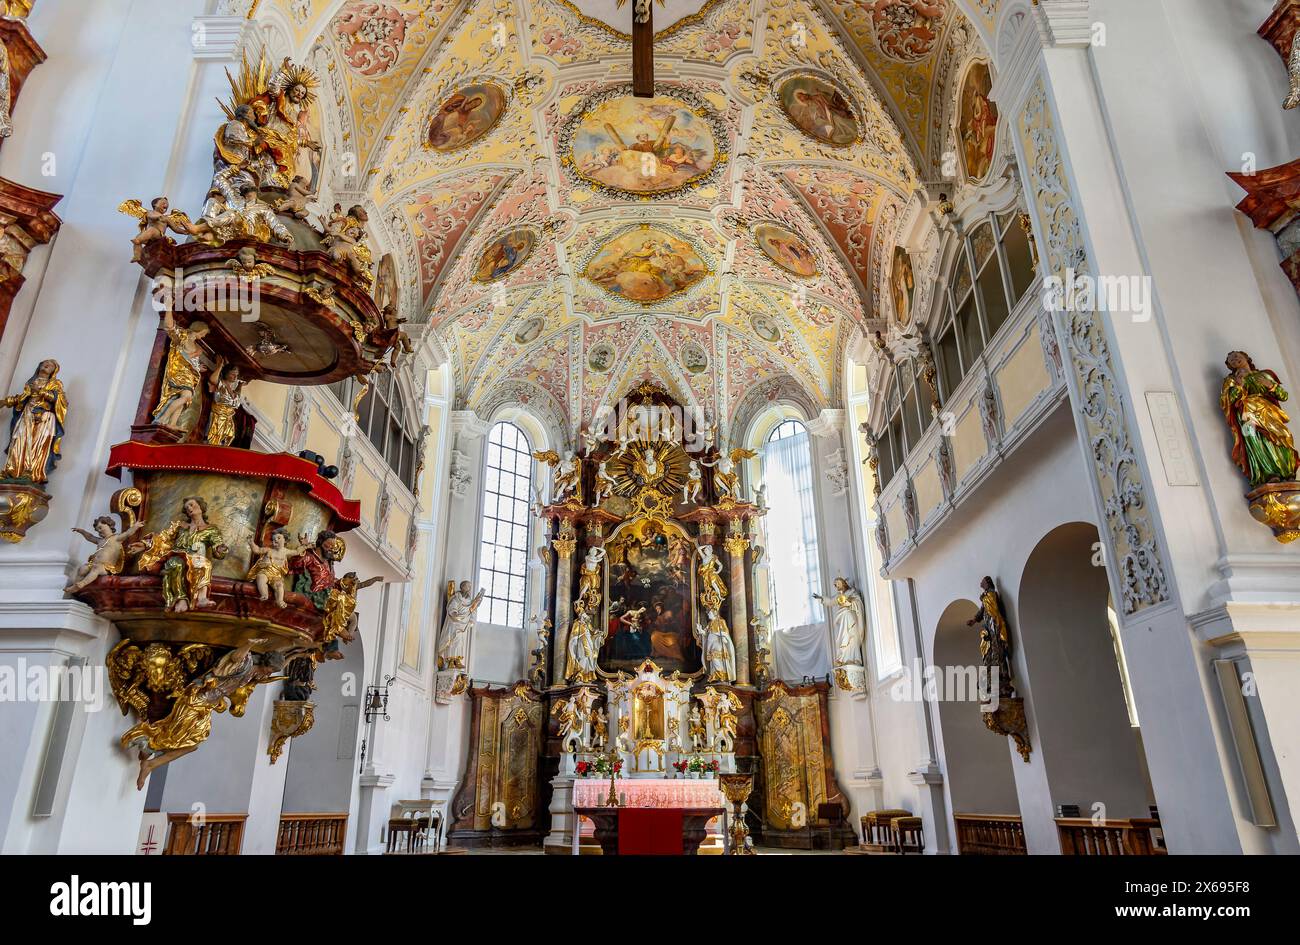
[119,197,194,262]
[688,705,706,751]
[682,459,703,503]
[323,204,373,286]
[371,303,415,369]
[65,516,145,593]
[594,460,617,505]
[275,174,314,220]
[246,529,299,608]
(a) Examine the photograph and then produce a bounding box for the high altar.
[447,385,855,851]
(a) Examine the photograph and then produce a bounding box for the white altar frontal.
[545,662,738,854]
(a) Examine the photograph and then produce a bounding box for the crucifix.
[630,0,654,97]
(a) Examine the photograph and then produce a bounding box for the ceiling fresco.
[265,0,998,431]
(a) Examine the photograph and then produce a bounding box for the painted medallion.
[776,74,860,147]
[584,229,708,304]
[426,82,507,152]
[754,222,819,278]
[473,229,535,283]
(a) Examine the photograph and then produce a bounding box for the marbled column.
[549,519,576,683]
[724,532,750,686]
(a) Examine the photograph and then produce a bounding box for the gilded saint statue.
[577,545,606,609]
[158,496,229,613]
[694,607,737,683]
[438,580,485,671]
[1221,351,1298,487]
[814,577,867,668]
[153,311,211,434]
[2,359,67,484]
[565,597,606,684]
[967,576,1014,699]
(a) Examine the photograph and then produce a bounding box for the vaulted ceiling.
[266,0,998,432]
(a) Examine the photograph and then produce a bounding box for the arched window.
[763,419,824,629]
[477,421,533,628]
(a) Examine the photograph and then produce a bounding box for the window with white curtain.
[477,421,533,628]
[762,419,824,630]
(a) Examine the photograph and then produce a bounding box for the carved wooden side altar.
[755,680,855,849]
[447,682,547,848]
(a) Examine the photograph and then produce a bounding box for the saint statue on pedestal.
[814,577,866,667]
[695,608,736,683]
[438,580,484,671]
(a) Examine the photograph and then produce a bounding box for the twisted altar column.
[724,533,750,686]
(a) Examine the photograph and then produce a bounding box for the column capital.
[1033,0,1094,49]
[190,15,254,62]
[450,410,491,441]
[807,408,846,439]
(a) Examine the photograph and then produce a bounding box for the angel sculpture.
[594,460,617,506]
[580,425,601,456]
[275,174,314,220]
[119,197,194,262]
[534,449,581,503]
[696,543,728,607]
[717,691,741,753]
[323,204,373,287]
[106,639,213,719]
[700,447,757,499]
[65,516,145,594]
[814,577,866,668]
[682,459,703,504]
[552,686,597,753]
[577,545,606,608]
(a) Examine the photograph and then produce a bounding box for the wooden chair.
[859,809,913,852]
[892,815,924,854]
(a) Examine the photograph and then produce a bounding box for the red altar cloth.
[618,808,683,856]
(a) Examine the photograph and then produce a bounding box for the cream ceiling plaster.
[267,0,995,432]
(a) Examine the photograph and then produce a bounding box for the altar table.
[574,806,725,855]
[571,778,727,855]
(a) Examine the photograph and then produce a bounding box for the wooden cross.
[632,0,654,98]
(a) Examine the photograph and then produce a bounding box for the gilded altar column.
[549,517,577,683]
[723,518,751,686]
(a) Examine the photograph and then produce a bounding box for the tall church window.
[763,419,824,630]
[477,421,533,628]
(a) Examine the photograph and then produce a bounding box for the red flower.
[575,761,590,775]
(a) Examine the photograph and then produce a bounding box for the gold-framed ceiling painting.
[959,62,999,182]
[569,94,719,195]
[473,228,535,283]
[754,222,819,278]
[776,74,860,148]
[584,229,709,304]
[426,82,508,152]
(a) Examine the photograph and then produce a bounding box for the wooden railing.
[164,813,246,855]
[1057,818,1163,855]
[276,813,348,855]
[954,814,1027,855]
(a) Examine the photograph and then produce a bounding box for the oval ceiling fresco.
[754,222,819,278]
[566,91,722,195]
[775,73,861,148]
[584,228,709,304]
[426,81,508,152]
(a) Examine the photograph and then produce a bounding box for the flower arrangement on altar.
[672,759,689,776]
[592,755,623,777]
[575,760,593,777]
[688,756,720,777]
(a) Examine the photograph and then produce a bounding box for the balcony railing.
[164,813,246,855]
[953,814,1027,855]
[1056,818,1164,855]
[276,812,348,855]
